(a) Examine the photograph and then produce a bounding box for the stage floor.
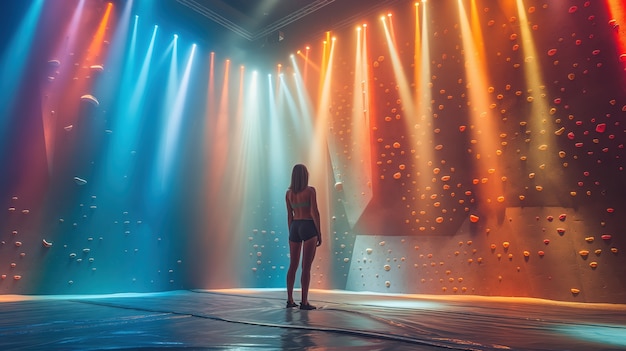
[0,289,625,350]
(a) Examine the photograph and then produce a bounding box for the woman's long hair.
[289,164,309,193]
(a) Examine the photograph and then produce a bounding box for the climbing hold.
[74,177,87,185]
[579,250,589,257]
[585,236,594,243]
[80,94,99,106]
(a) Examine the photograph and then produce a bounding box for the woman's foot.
[299,302,316,310]
[286,300,298,308]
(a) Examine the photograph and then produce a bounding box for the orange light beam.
[211,58,231,193]
[297,50,320,72]
[414,3,421,108]
[203,58,234,288]
[470,0,486,61]
[381,14,417,140]
[86,2,113,62]
[304,46,310,84]
[457,0,504,206]
[207,52,216,122]
[317,32,331,99]
[309,34,336,289]
[515,0,552,160]
[605,0,626,72]
[387,13,397,46]
[414,0,435,199]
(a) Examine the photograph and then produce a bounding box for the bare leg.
[300,236,317,305]
[287,240,302,304]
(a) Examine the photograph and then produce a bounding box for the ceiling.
[175,0,334,42]
[170,0,404,59]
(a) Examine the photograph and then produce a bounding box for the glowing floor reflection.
[1,289,625,350]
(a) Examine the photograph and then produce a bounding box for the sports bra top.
[290,201,310,209]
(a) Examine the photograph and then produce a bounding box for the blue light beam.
[154,43,196,194]
[0,0,44,132]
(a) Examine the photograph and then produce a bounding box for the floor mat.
[0,289,625,350]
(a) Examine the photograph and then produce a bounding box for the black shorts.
[289,220,318,242]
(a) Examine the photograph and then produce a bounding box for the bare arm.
[309,187,322,246]
[285,190,293,229]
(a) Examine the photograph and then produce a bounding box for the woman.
[285,164,322,310]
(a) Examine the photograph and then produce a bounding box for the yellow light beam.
[516,0,552,162]
[457,0,504,206]
[381,14,417,139]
